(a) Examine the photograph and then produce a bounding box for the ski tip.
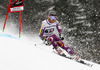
[79,60,93,67]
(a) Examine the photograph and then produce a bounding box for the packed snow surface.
[0,33,100,70]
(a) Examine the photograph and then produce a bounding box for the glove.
[43,37,50,45]
[60,37,64,40]
[59,33,64,40]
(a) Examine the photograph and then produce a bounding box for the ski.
[60,53,93,67]
[35,44,93,67]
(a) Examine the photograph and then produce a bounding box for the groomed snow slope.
[0,33,100,70]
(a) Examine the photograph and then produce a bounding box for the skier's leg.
[56,41,80,60]
[56,41,74,55]
[48,34,80,60]
[48,34,57,48]
[47,34,63,54]
[51,34,75,55]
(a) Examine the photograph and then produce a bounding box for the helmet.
[48,11,57,22]
[49,11,57,16]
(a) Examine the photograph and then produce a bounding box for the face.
[48,15,57,23]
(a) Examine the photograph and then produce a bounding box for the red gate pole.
[19,11,22,38]
[9,0,11,4]
[3,0,11,32]
[3,12,8,32]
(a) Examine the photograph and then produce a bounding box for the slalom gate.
[3,0,24,38]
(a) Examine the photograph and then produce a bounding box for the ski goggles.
[50,16,56,20]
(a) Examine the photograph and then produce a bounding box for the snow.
[73,20,84,24]
[76,16,86,19]
[0,32,100,70]
[78,9,85,12]
[67,27,77,32]
[0,5,6,10]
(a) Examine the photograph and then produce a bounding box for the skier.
[11,0,23,8]
[39,11,80,61]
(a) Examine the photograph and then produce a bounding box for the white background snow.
[0,31,100,70]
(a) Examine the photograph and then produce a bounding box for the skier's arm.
[56,22,64,40]
[56,22,62,35]
[39,23,46,40]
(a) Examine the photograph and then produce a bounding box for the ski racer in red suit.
[39,11,80,60]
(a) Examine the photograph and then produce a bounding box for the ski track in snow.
[0,32,100,70]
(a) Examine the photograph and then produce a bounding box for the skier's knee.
[48,37,53,43]
[56,41,64,48]
[65,47,74,55]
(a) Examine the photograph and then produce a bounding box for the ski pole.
[34,43,44,46]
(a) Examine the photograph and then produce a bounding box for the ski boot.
[53,46,66,57]
[71,55,81,61]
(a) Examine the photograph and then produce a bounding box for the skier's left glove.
[59,33,64,40]
[43,37,50,45]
